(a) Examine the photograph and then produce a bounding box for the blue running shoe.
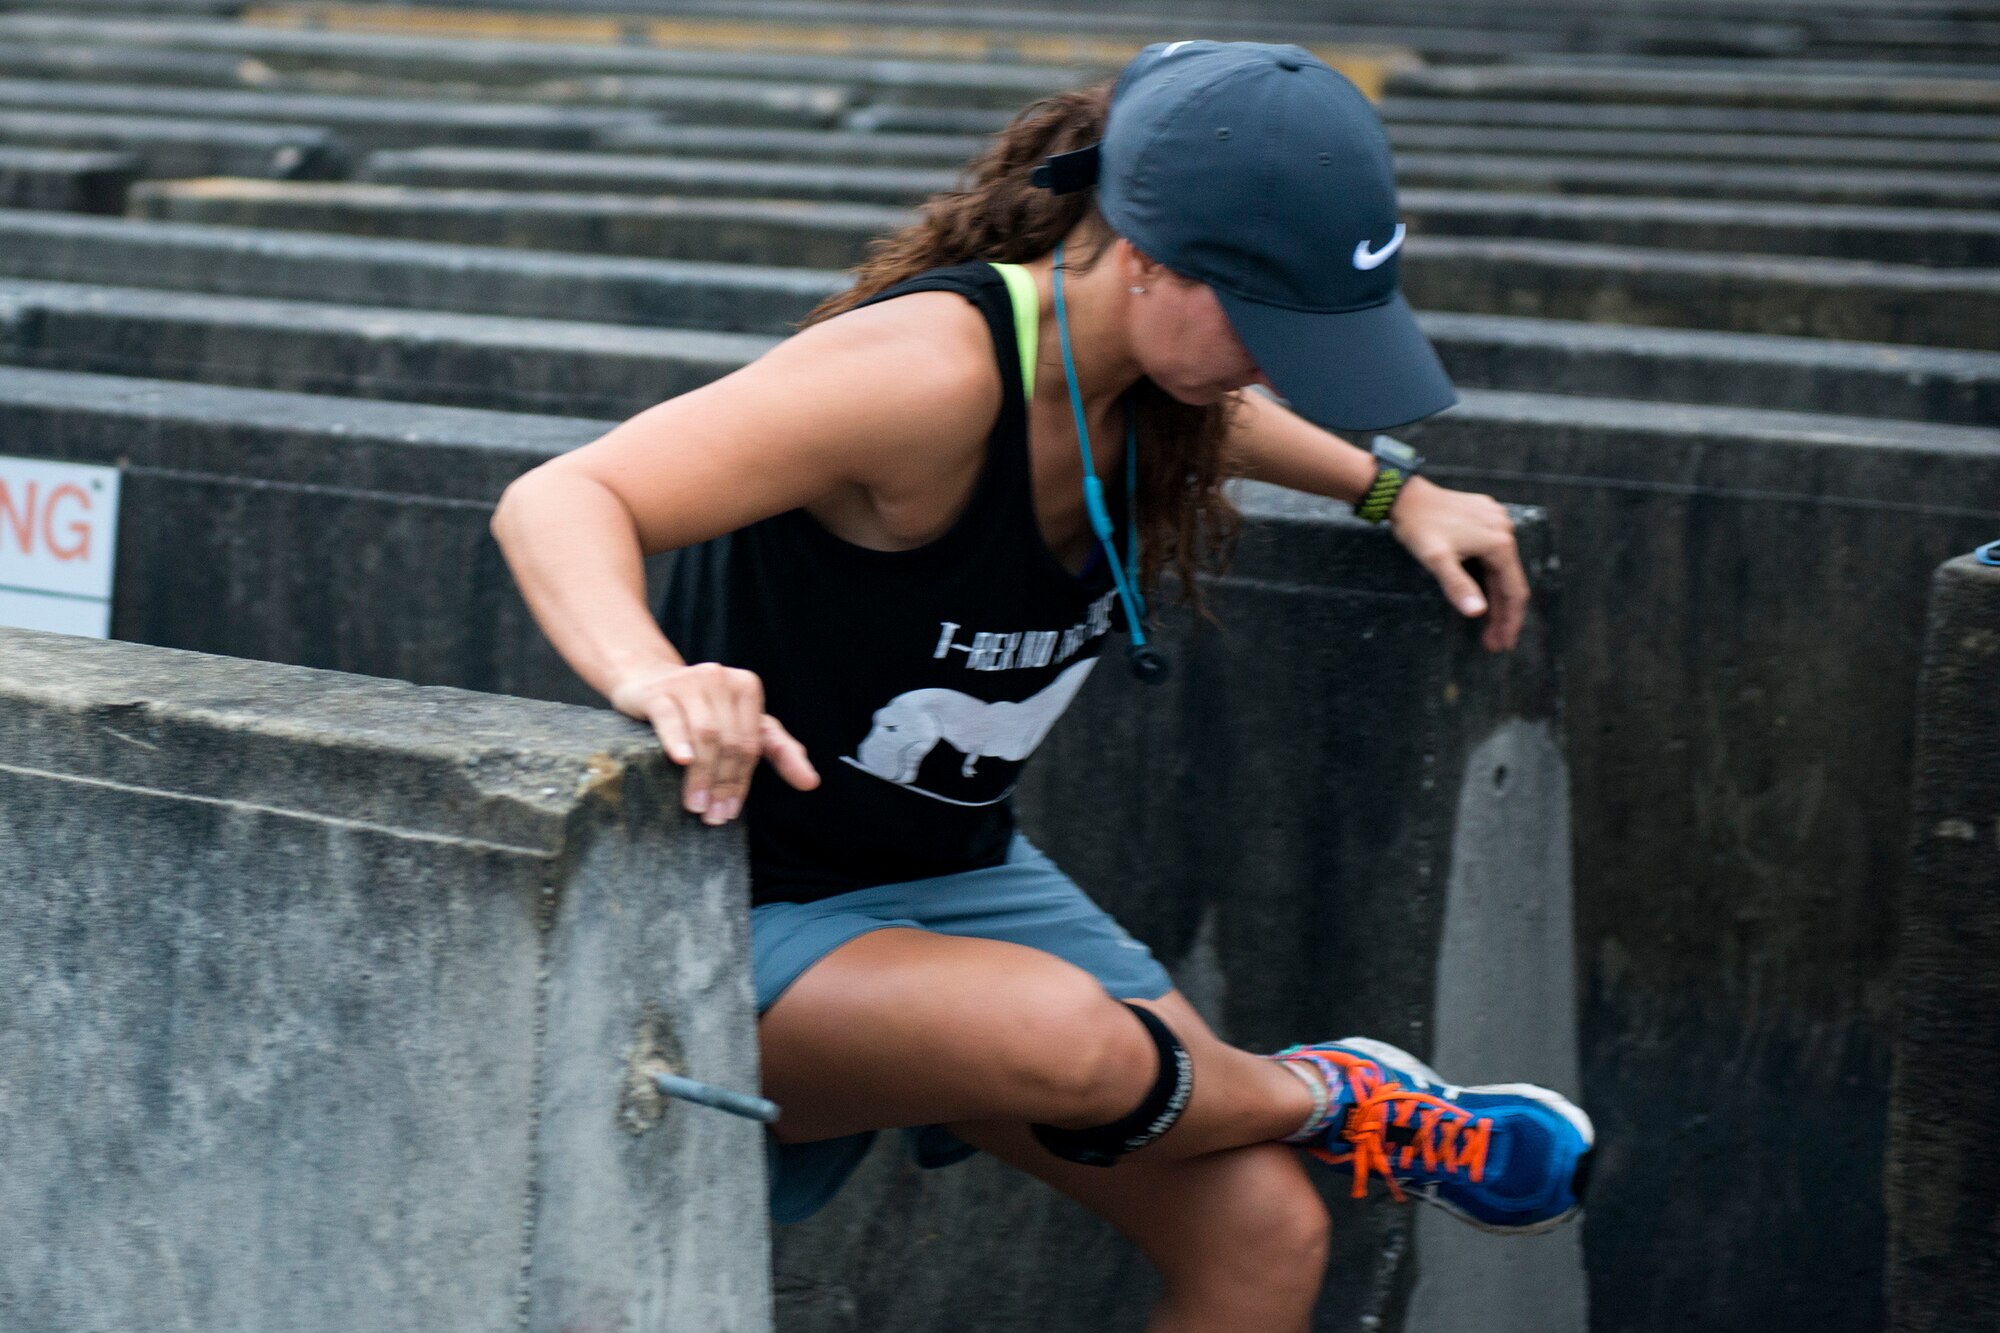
[1269,1036,1594,1235]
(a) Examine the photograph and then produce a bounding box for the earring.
[1129,285,1146,294]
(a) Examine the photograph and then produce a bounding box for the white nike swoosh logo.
[1353,223,1407,271]
[1161,41,1195,57]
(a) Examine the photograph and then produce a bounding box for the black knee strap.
[1031,1002,1194,1168]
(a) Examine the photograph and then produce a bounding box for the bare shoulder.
[536,286,1003,554]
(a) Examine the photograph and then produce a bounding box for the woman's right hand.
[609,662,820,825]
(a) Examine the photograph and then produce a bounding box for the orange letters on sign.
[0,480,96,561]
[43,484,92,562]
[0,479,32,554]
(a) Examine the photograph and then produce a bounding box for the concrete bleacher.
[0,626,773,1332]
[0,2,1994,1330]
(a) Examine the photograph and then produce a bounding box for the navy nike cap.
[1057,41,1457,433]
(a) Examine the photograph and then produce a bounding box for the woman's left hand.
[1386,476,1530,653]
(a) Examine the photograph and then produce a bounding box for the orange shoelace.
[1302,1053,1494,1202]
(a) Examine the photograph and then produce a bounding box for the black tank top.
[659,262,1124,905]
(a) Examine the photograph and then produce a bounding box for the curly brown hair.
[799,81,1241,618]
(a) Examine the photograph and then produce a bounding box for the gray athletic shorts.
[752,831,1175,1224]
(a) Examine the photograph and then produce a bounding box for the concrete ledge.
[0,627,770,1332]
[0,76,660,150]
[595,121,988,166]
[1384,123,2000,173]
[1388,61,2000,112]
[1887,553,2000,1333]
[127,178,902,267]
[4,272,1994,427]
[0,207,845,332]
[0,276,777,417]
[0,106,343,178]
[1403,236,2000,350]
[0,144,135,213]
[1376,96,2000,142]
[362,145,956,205]
[1403,188,2000,267]
[1400,393,2000,1333]
[1395,152,2000,209]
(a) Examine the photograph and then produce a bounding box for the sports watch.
[1354,434,1424,525]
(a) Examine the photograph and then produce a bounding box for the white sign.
[0,455,121,639]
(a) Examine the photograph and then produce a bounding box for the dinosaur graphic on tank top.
[841,657,1098,806]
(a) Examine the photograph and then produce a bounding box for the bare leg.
[759,928,1316,1160]
[952,1123,1329,1333]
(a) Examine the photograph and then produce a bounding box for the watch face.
[1372,434,1419,467]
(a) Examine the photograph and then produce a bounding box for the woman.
[494,41,1591,1332]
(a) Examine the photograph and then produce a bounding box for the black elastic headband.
[1031,143,1102,195]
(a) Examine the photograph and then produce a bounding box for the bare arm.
[491,292,999,820]
[1222,387,1530,653]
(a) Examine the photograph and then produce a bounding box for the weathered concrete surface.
[6,271,1992,427]
[1886,553,2000,1333]
[0,39,275,86]
[143,178,902,267]
[1408,719,1585,1333]
[1422,312,2000,427]
[0,277,775,418]
[1402,237,2000,350]
[1396,151,2000,209]
[1400,393,2000,1333]
[1403,189,2000,266]
[363,146,955,206]
[776,487,1570,1333]
[0,207,843,334]
[1384,122,2000,172]
[860,95,2000,142]
[0,77,659,150]
[0,15,1089,107]
[0,106,342,178]
[596,122,989,167]
[0,628,771,1332]
[1376,96,2000,142]
[114,184,2000,350]
[1388,60,2000,112]
[0,144,133,213]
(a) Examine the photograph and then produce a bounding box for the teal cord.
[1052,241,1149,640]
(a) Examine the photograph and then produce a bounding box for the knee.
[1166,1150,1330,1315]
[999,967,1156,1126]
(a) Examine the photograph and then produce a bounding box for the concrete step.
[0,76,659,151]
[0,40,277,86]
[0,277,777,418]
[361,145,954,205]
[115,184,2000,348]
[132,179,903,267]
[1401,189,2000,267]
[853,95,2000,142]
[0,107,344,178]
[1,273,1991,426]
[1404,236,2000,350]
[1394,152,2000,209]
[0,208,844,333]
[1375,97,2000,142]
[0,16,1097,106]
[343,159,2000,266]
[1423,313,2000,426]
[1383,123,2000,173]
[1388,61,2000,113]
[0,145,134,213]
[600,119,2000,179]
[594,121,989,166]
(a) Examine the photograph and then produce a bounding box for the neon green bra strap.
[987,261,1038,399]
